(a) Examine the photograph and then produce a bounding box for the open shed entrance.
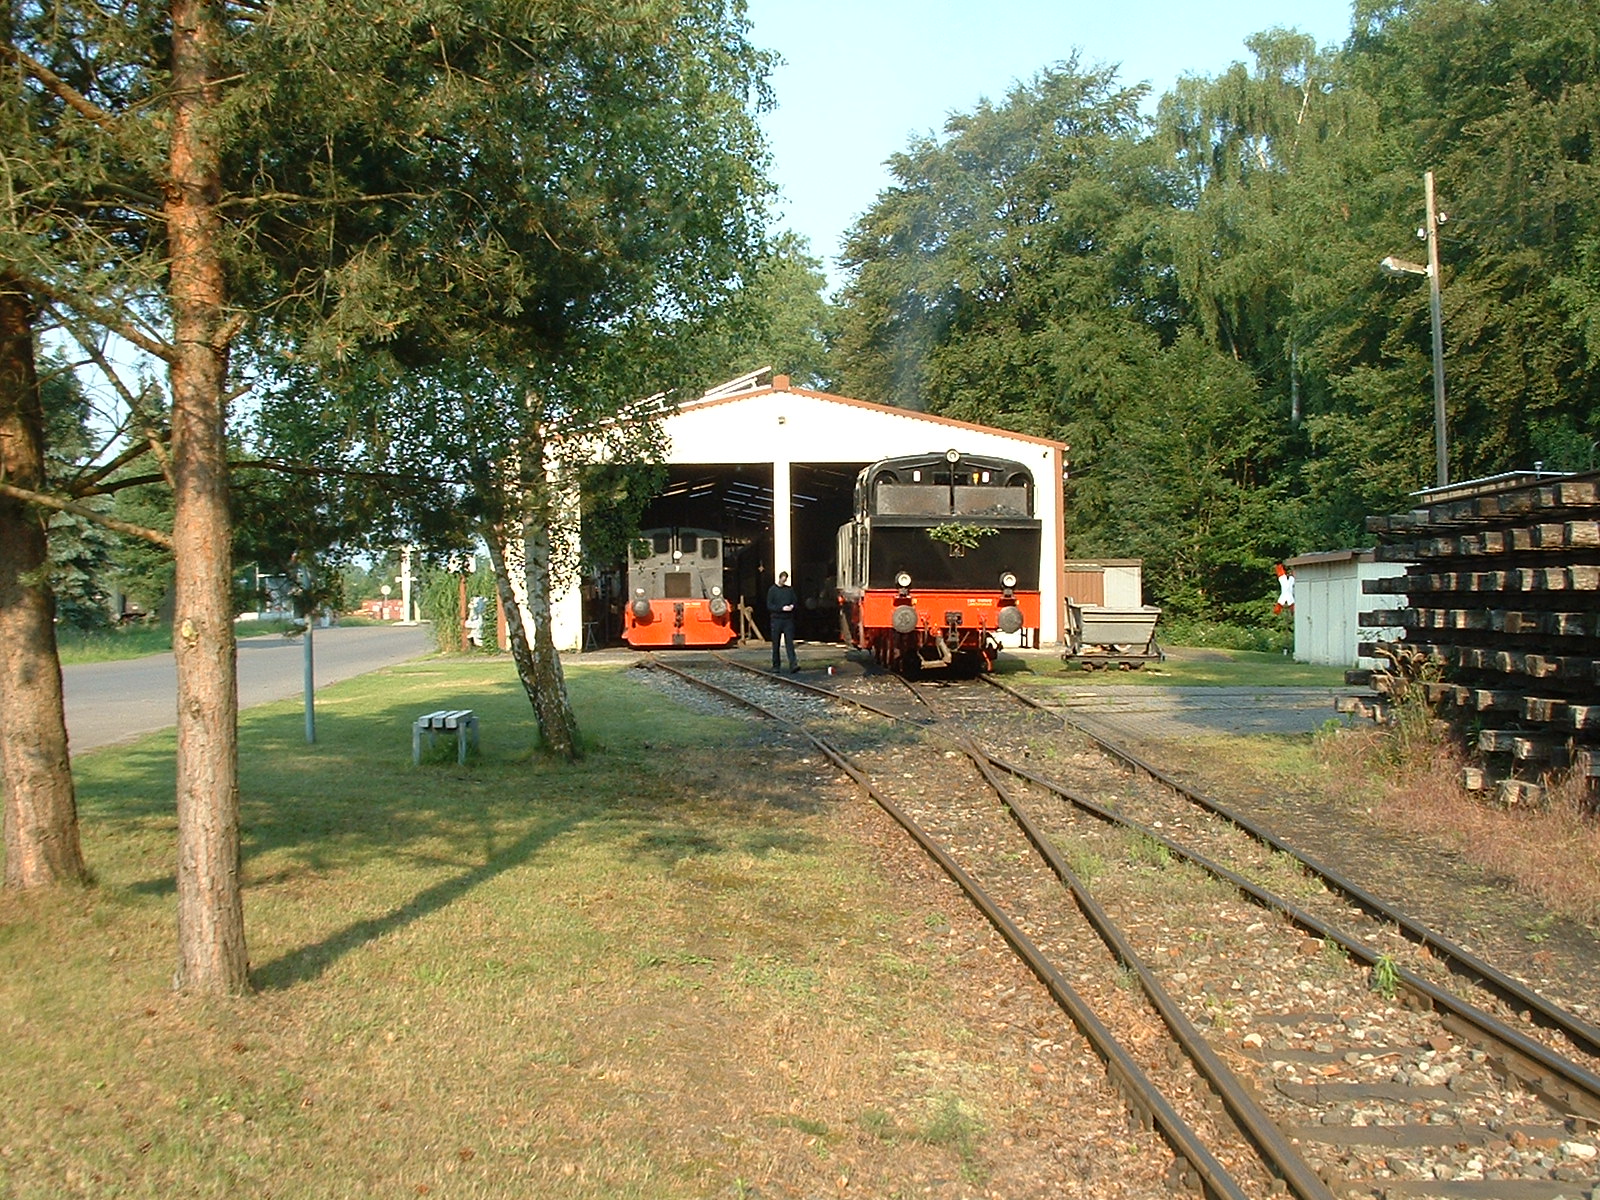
[583,461,865,646]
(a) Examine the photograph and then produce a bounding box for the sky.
[744,0,1357,289]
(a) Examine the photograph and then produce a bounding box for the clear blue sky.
[745,0,1356,287]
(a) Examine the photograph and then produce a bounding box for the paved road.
[62,624,435,753]
[1039,684,1350,742]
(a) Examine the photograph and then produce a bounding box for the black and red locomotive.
[836,450,1041,674]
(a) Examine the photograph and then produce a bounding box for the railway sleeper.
[1282,1120,1585,1149]
[1437,1012,1600,1125]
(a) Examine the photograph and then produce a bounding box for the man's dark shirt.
[767,583,798,622]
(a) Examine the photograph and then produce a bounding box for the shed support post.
[772,455,793,582]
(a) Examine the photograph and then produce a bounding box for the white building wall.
[1289,552,1407,667]
[1102,564,1143,609]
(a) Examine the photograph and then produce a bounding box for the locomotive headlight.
[944,448,960,463]
[710,585,722,597]
[998,605,1024,634]
[631,587,651,621]
[895,571,913,589]
[999,571,1017,589]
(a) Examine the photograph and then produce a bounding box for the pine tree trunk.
[0,279,87,889]
[167,0,248,993]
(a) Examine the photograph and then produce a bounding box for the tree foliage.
[830,0,1600,619]
[4,0,772,976]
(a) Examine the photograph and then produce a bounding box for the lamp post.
[1380,169,1449,488]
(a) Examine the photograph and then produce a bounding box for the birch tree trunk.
[521,428,579,755]
[483,508,580,760]
[483,525,540,713]
[478,415,580,760]
[167,0,248,993]
[0,278,87,889]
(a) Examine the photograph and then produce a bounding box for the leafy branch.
[927,521,996,550]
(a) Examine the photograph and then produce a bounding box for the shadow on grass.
[76,659,827,984]
[249,811,581,991]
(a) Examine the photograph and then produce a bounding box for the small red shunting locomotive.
[621,526,737,649]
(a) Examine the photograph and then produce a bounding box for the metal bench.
[412,709,479,764]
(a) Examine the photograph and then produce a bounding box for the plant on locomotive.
[622,527,737,648]
[836,450,1042,674]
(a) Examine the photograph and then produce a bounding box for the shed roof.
[1286,549,1377,568]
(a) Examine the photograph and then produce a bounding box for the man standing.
[767,571,799,673]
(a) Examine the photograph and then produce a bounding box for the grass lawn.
[53,625,176,665]
[55,619,384,665]
[1,658,1091,1198]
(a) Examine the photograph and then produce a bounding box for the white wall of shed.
[1291,559,1407,667]
[1103,564,1144,608]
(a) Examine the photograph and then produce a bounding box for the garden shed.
[1286,549,1408,668]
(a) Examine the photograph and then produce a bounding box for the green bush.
[1158,616,1292,654]
[419,563,500,653]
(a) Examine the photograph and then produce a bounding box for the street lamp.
[1380,169,1449,488]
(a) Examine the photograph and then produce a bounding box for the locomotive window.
[877,483,951,516]
[663,572,692,599]
[677,532,698,556]
[652,533,672,556]
[700,539,720,560]
[954,485,1031,517]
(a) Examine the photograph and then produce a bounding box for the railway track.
[639,653,1600,1199]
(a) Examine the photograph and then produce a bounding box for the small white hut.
[1286,549,1408,668]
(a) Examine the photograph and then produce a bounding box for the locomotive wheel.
[870,633,891,669]
[949,651,983,678]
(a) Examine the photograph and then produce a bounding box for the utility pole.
[1380,170,1449,488]
[1423,170,1447,488]
[397,544,416,624]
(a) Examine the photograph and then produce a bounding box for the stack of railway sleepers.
[1355,470,1600,802]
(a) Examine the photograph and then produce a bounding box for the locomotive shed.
[566,369,1069,653]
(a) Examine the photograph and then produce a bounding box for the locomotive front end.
[622,528,739,649]
[837,451,1043,675]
